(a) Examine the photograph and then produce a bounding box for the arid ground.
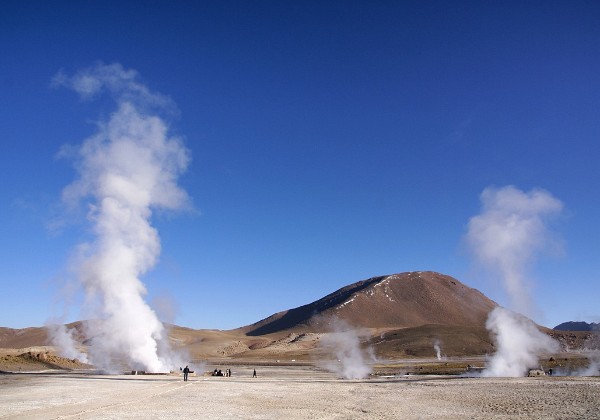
[1,273,598,418]
[1,365,599,419]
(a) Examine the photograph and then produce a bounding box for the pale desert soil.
[1,366,599,419]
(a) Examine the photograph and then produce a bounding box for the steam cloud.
[433,339,443,361]
[483,307,558,377]
[52,63,190,372]
[317,318,375,379]
[579,325,600,376]
[48,323,88,364]
[466,186,563,377]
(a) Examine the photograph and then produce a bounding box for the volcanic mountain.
[5,271,569,366]
[242,271,498,336]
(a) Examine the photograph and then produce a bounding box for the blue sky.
[1,1,599,330]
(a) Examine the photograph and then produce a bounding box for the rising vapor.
[317,317,375,379]
[483,307,558,377]
[53,63,190,372]
[433,339,444,361]
[466,186,563,377]
[48,323,88,364]
[466,186,563,315]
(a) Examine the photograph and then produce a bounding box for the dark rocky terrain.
[554,321,599,332]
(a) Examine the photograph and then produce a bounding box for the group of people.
[212,368,231,377]
[181,366,257,381]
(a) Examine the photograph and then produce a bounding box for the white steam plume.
[433,339,443,361]
[466,186,563,377]
[47,323,88,364]
[317,318,375,379]
[54,63,190,372]
[483,307,558,377]
[467,186,563,315]
[578,325,600,376]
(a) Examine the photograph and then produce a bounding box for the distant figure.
[252,369,257,378]
[183,365,190,382]
[213,369,218,376]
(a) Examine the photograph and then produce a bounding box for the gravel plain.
[1,366,599,419]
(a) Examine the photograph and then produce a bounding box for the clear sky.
[1,1,599,331]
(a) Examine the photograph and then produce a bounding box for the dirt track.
[1,366,599,419]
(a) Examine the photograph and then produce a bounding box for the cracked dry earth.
[1,366,599,419]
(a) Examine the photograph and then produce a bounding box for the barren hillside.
[7,271,582,366]
[243,271,498,335]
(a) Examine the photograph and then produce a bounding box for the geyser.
[52,63,190,373]
[317,318,375,379]
[467,186,563,377]
[433,339,443,361]
[483,307,558,377]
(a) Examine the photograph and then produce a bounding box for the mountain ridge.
[242,271,498,336]
[554,321,599,332]
[0,271,511,361]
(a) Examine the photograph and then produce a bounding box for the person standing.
[252,369,257,378]
[183,365,190,381]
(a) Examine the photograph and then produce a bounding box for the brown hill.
[9,271,571,366]
[0,326,48,349]
[0,347,92,372]
[371,324,495,358]
[0,321,90,349]
[243,271,498,336]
